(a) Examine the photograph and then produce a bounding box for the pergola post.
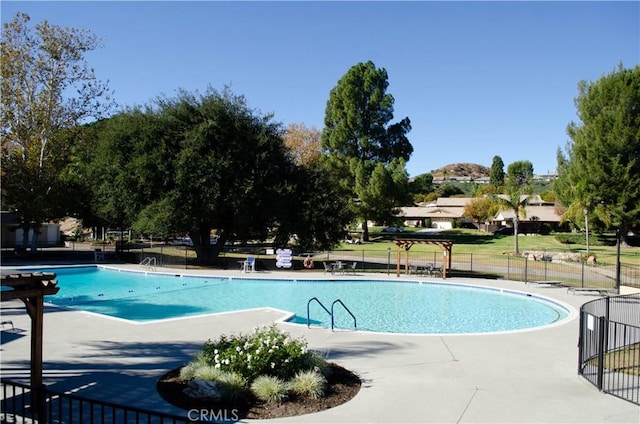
[2,272,59,423]
[23,295,46,422]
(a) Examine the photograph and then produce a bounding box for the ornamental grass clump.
[192,364,224,382]
[216,372,248,401]
[250,375,288,404]
[179,352,209,380]
[288,370,326,400]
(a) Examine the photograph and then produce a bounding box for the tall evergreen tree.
[557,64,640,243]
[321,61,412,240]
[489,155,505,188]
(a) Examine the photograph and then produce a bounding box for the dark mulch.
[157,363,361,420]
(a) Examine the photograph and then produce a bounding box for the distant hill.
[430,163,490,179]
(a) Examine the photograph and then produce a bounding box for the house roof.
[399,206,463,219]
[435,197,473,207]
[399,196,559,222]
[494,194,552,206]
[495,205,561,223]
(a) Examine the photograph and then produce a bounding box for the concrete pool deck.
[1,264,638,423]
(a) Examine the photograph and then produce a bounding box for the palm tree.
[493,186,530,255]
[559,193,610,255]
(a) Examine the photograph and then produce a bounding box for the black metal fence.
[121,246,640,290]
[320,250,640,290]
[578,294,640,405]
[1,379,199,424]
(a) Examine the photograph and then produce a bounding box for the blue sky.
[2,1,638,177]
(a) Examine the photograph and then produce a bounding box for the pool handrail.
[331,299,357,330]
[307,297,331,328]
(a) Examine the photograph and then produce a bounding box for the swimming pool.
[38,266,570,334]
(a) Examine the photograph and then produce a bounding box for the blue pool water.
[39,267,569,334]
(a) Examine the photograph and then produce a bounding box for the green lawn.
[340,228,640,267]
[135,228,639,268]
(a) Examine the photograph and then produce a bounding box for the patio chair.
[242,256,256,272]
[323,262,334,274]
[345,261,357,274]
[426,264,442,277]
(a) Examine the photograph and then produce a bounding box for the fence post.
[507,255,510,280]
[387,247,391,275]
[615,229,621,294]
[577,312,584,374]
[524,255,528,282]
[596,316,606,391]
[581,261,585,288]
[604,297,610,354]
[470,253,473,273]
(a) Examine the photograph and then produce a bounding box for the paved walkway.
[1,265,639,423]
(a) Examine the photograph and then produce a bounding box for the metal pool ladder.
[306,297,357,331]
[140,256,157,271]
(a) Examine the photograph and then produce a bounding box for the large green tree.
[355,158,410,226]
[79,88,350,263]
[321,61,413,240]
[1,13,112,251]
[554,148,609,254]
[285,161,352,252]
[167,89,296,262]
[409,173,434,201]
[556,64,640,244]
[76,108,168,241]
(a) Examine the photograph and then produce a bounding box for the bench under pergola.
[1,272,59,421]
[394,238,454,278]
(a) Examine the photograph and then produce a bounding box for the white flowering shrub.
[201,324,321,382]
